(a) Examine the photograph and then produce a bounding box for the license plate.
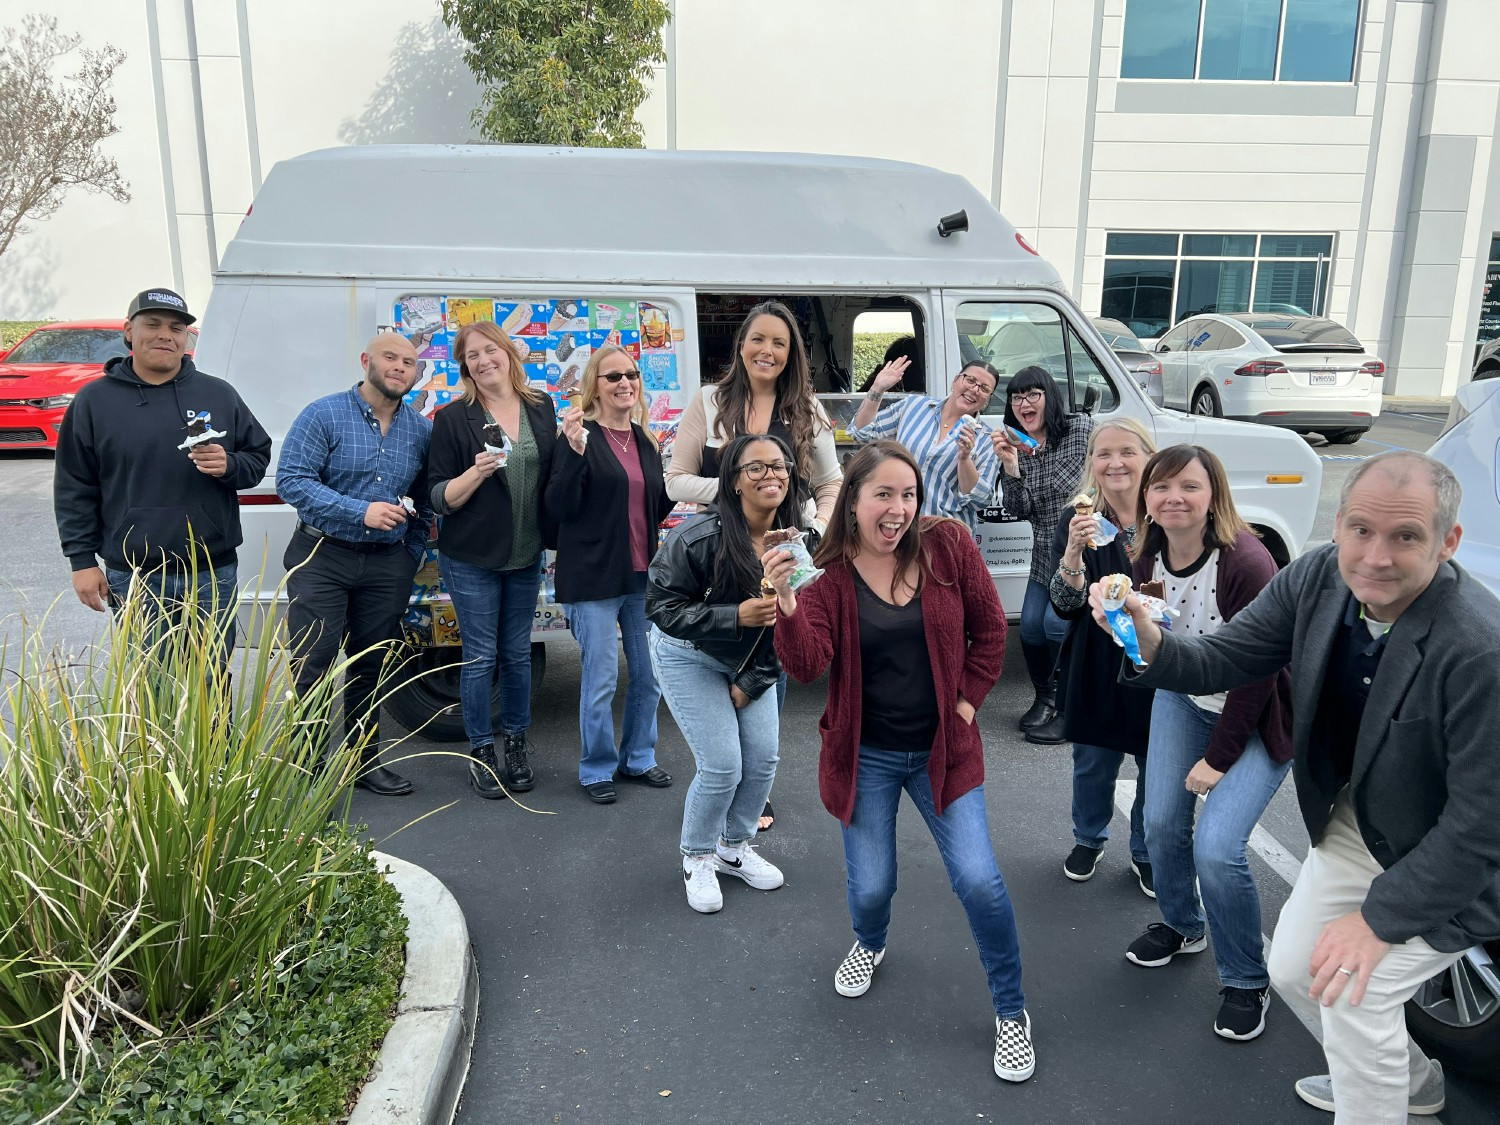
[1309,372,1337,386]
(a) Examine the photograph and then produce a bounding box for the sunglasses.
[601,369,642,383]
[738,460,791,480]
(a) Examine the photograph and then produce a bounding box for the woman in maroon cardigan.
[766,440,1035,1084]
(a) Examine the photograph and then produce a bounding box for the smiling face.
[594,349,641,419]
[1144,456,1212,541]
[1009,385,1046,436]
[1091,425,1150,504]
[735,438,790,517]
[739,314,790,390]
[461,333,512,395]
[948,364,997,416]
[1335,469,1461,621]
[125,313,191,377]
[853,456,920,557]
[361,333,420,402]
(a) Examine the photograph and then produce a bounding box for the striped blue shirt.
[848,395,998,535]
[276,385,433,557]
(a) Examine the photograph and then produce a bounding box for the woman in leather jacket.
[646,433,807,914]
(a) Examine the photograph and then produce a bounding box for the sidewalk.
[1383,394,1452,416]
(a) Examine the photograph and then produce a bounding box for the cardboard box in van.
[201,144,1320,739]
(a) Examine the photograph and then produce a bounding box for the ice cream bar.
[1100,572,1146,666]
[177,409,226,451]
[1139,580,1166,600]
[1006,425,1041,452]
[762,528,823,593]
[482,423,511,465]
[399,495,418,518]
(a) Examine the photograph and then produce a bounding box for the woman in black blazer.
[548,343,674,805]
[429,321,558,799]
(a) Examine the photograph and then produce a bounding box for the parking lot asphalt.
[2,411,1495,1125]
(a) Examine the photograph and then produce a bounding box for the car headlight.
[39,394,75,409]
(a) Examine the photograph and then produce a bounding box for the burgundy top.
[775,519,1007,824]
[604,426,650,572]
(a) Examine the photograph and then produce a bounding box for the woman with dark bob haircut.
[988,364,1093,743]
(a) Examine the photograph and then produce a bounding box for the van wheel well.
[1254,526,1290,568]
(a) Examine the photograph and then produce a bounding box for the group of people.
[51,287,1500,1120]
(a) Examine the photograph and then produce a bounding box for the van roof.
[220,145,1064,291]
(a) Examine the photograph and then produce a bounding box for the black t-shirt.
[854,568,940,753]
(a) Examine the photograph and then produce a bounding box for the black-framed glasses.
[601,369,642,383]
[738,459,791,480]
[957,371,996,395]
[1009,389,1044,405]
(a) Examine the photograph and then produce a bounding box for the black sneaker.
[468,744,507,800]
[1063,844,1103,882]
[1131,858,1156,899]
[502,732,536,792]
[1214,986,1269,1041]
[1125,922,1207,967]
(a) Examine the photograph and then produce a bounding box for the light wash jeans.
[1072,744,1148,863]
[1144,690,1291,990]
[843,747,1026,1019]
[568,574,660,785]
[648,627,778,856]
[440,555,541,749]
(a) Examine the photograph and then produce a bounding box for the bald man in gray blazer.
[1092,450,1500,1123]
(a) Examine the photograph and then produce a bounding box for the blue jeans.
[649,628,778,856]
[568,574,660,784]
[1020,578,1068,647]
[1073,744,1148,862]
[440,555,541,748]
[842,748,1026,1019]
[106,563,238,665]
[1144,691,1291,990]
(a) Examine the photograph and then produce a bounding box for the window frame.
[1120,0,1364,84]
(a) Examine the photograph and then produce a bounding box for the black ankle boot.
[1024,701,1068,745]
[1018,641,1056,730]
[469,743,507,800]
[503,732,536,792]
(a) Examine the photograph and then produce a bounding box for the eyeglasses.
[601,369,642,383]
[957,371,996,394]
[1009,389,1044,405]
[738,460,791,480]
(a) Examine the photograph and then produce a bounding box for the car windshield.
[5,329,130,365]
[1240,318,1364,352]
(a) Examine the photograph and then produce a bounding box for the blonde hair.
[453,321,545,406]
[1075,417,1157,522]
[579,343,658,449]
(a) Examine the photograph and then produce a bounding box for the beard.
[365,360,408,403]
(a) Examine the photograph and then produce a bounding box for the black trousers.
[284,530,418,757]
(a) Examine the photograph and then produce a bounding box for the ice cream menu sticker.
[392,294,683,446]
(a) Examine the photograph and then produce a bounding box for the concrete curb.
[348,851,478,1125]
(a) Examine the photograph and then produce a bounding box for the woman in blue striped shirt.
[846,358,1000,538]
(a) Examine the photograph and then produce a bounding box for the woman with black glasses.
[549,344,674,804]
[988,366,1093,743]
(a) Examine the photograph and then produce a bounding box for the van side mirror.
[1156,343,1170,353]
[1081,385,1101,414]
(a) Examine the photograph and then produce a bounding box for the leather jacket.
[645,513,783,700]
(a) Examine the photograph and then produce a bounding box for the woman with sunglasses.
[647,433,806,913]
[549,344,674,804]
[988,365,1093,743]
[847,358,1001,539]
[428,321,557,797]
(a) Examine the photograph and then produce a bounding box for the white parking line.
[1111,779,1445,1125]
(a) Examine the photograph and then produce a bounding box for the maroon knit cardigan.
[775,519,1007,825]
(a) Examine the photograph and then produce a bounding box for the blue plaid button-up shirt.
[276,385,433,558]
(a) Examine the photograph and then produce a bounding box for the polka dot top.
[1153,547,1227,714]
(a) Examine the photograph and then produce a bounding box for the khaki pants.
[1268,793,1463,1123]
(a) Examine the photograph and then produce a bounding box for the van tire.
[1404,941,1500,1080]
[1191,384,1222,418]
[1253,527,1290,568]
[387,643,547,742]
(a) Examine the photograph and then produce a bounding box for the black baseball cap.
[126,288,196,324]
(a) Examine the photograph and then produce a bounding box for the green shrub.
[851,332,906,389]
[0,323,48,351]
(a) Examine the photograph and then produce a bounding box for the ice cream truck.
[202,144,1320,740]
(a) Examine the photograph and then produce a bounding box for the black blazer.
[429,396,558,569]
[547,420,671,603]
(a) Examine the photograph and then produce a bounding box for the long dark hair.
[813,441,954,600]
[712,301,828,481]
[713,433,805,598]
[1002,365,1068,445]
[1131,444,1258,563]
[856,335,925,394]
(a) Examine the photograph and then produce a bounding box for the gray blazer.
[1127,543,1500,953]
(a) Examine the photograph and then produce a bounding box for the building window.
[1121,0,1360,82]
[1100,232,1333,338]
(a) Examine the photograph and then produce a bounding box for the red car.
[0,320,199,450]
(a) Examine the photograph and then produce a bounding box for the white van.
[200,145,1320,739]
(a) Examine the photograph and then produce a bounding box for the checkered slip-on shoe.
[994,1010,1036,1082]
[833,942,885,997]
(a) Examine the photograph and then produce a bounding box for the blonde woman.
[428,321,558,798]
[1046,417,1157,892]
[548,345,674,804]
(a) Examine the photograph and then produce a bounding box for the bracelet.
[1058,561,1084,578]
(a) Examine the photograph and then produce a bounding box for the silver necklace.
[605,424,633,454]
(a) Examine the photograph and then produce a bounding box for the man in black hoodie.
[53,288,271,656]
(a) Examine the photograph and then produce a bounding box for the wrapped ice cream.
[764,528,823,593]
[177,409,226,451]
[1100,572,1147,666]
[399,495,418,518]
[482,422,512,465]
[1135,580,1180,632]
[1005,424,1040,452]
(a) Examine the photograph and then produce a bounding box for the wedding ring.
[1337,967,1354,977]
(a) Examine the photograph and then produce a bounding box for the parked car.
[1153,312,1384,444]
[1092,316,1162,406]
[0,320,198,450]
[1472,336,1500,381]
[1410,374,1500,1077]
